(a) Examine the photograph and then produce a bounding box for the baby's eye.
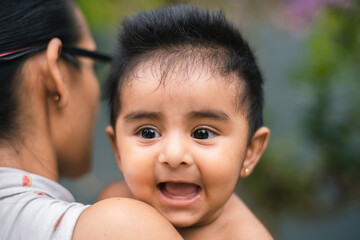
[138,128,161,139]
[191,129,216,140]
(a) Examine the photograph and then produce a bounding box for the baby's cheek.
[200,147,241,185]
[208,163,239,189]
[201,153,241,199]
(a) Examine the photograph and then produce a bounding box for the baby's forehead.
[121,58,246,113]
[122,58,240,98]
[119,46,248,113]
[124,46,228,78]
[132,61,234,86]
[123,47,240,87]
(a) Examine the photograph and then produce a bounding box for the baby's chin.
[169,216,199,228]
[165,205,226,230]
[162,211,208,229]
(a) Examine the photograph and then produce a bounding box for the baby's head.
[105,5,269,228]
[107,4,265,138]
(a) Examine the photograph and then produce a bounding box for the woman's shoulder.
[73,197,183,240]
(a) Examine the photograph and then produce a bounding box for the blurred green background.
[61,0,360,239]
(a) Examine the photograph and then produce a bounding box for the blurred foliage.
[243,0,360,214]
[76,0,187,30]
[299,0,360,202]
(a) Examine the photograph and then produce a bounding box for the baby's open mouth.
[158,182,201,201]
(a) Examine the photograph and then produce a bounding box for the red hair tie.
[0,47,31,57]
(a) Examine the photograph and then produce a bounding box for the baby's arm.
[98,180,133,200]
[73,197,183,240]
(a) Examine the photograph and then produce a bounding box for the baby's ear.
[105,126,121,169]
[240,127,270,178]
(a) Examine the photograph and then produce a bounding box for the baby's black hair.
[105,4,265,137]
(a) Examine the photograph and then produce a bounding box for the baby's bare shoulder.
[224,194,273,240]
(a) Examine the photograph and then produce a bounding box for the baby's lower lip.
[157,182,201,207]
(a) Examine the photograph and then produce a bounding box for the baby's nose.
[158,133,194,168]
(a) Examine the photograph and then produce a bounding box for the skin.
[0,5,182,240]
[104,60,273,239]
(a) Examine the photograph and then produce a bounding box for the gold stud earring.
[54,95,60,102]
[245,168,249,175]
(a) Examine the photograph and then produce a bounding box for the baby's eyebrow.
[187,110,231,122]
[123,111,163,122]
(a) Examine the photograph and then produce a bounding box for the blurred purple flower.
[281,0,349,32]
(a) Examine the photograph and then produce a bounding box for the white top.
[0,167,89,240]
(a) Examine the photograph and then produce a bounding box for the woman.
[0,1,182,239]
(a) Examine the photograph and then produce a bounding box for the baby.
[102,5,273,239]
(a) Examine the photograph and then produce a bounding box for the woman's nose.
[158,132,193,168]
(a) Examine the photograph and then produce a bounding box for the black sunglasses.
[0,44,112,62]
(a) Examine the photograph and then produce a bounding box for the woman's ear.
[42,38,69,107]
[105,126,121,170]
[240,126,270,178]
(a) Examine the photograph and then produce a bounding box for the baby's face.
[113,63,250,227]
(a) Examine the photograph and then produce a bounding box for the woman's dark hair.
[105,4,264,138]
[0,0,81,140]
